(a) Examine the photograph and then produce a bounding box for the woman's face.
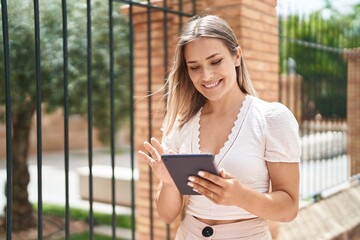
[184,37,241,102]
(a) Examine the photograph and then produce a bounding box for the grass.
[34,203,132,229]
[65,231,126,240]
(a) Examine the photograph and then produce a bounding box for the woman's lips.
[203,79,223,89]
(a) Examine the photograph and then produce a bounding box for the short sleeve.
[264,103,301,162]
[161,124,181,153]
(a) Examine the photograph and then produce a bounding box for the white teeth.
[204,81,220,88]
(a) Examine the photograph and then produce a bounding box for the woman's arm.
[238,162,299,222]
[188,161,299,222]
[138,137,184,223]
[156,181,183,223]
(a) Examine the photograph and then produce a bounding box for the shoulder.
[250,96,298,126]
[250,96,290,114]
[250,98,301,162]
[165,110,200,138]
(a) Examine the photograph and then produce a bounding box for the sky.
[278,0,359,16]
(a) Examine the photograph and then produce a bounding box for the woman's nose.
[202,68,214,81]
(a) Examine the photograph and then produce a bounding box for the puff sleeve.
[264,103,301,162]
[161,124,181,153]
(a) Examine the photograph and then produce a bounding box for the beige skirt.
[175,214,272,240]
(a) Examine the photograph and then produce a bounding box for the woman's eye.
[212,59,222,65]
[189,66,199,70]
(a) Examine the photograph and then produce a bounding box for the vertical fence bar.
[304,12,310,120]
[86,0,94,238]
[1,0,12,238]
[128,2,136,239]
[305,17,312,197]
[61,0,71,238]
[163,2,168,84]
[192,0,196,15]
[33,0,43,238]
[314,13,321,199]
[278,0,283,103]
[309,15,316,197]
[179,0,183,29]
[146,1,154,239]
[300,13,309,198]
[108,0,117,238]
[163,1,171,239]
[285,2,291,75]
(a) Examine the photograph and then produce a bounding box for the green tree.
[0,0,129,230]
[279,1,360,120]
[341,3,360,48]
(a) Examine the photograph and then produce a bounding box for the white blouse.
[162,95,301,220]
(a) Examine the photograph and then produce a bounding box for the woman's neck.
[203,91,246,115]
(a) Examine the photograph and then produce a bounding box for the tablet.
[161,153,218,195]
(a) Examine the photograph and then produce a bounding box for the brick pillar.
[280,74,302,121]
[345,49,360,176]
[199,0,280,102]
[123,0,280,239]
[122,1,196,239]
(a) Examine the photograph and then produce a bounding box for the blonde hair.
[163,15,257,135]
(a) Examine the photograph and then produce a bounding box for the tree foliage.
[0,0,130,141]
[0,0,129,230]
[279,1,360,120]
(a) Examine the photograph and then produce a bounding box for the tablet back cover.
[161,154,217,195]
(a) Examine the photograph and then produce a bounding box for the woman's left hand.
[187,168,245,205]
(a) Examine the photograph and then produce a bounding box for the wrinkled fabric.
[175,214,272,240]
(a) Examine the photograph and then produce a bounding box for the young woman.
[138,15,301,239]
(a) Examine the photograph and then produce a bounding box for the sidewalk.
[0,149,135,238]
[277,180,360,240]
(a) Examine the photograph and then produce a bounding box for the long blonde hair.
[163,15,257,135]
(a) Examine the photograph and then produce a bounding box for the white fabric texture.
[162,95,301,220]
[175,214,272,240]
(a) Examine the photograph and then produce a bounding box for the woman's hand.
[137,137,175,186]
[187,168,245,206]
[138,137,183,223]
[188,163,300,222]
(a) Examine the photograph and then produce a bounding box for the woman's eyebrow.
[186,53,221,64]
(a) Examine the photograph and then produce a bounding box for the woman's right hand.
[137,137,175,186]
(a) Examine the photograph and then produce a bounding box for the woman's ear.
[235,46,242,67]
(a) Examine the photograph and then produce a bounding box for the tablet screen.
[161,153,218,195]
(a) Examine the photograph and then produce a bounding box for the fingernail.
[187,182,193,187]
[188,176,195,182]
[198,171,205,177]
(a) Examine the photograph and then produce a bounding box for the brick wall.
[345,49,360,176]
[203,0,279,101]
[125,0,280,239]
[280,74,302,122]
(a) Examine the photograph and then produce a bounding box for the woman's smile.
[184,37,241,102]
[203,79,223,89]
